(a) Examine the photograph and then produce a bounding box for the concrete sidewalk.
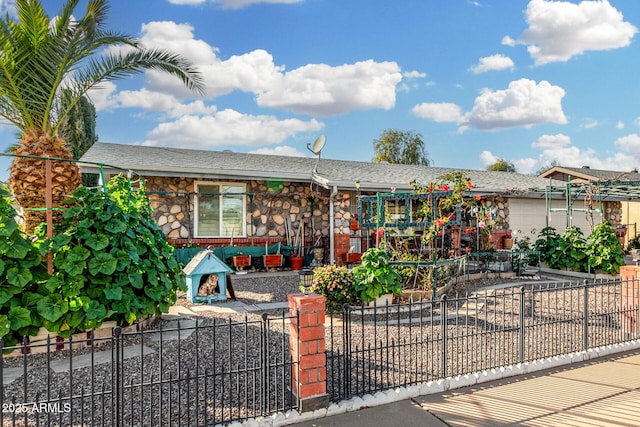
[292,348,640,427]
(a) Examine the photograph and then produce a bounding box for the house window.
[195,182,245,237]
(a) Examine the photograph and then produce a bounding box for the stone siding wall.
[143,176,513,240]
[483,196,510,230]
[605,201,623,226]
[143,176,354,240]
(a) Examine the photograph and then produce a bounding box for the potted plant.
[502,232,513,249]
[349,213,360,231]
[352,247,402,304]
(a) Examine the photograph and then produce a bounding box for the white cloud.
[249,146,307,157]
[470,54,515,74]
[403,70,427,79]
[509,0,637,65]
[134,21,402,116]
[487,133,640,175]
[86,81,119,111]
[256,60,403,116]
[616,121,625,130]
[531,133,571,150]
[413,79,567,131]
[143,109,323,148]
[479,150,498,168]
[134,22,283,98]
[463,79,567,130]
[411,103,463,123]
[118,90,218,118]
[167,0,205,4]
[635,117,640,127]
[582,119,599,129]
[166,0,303,8]
[615,134,640,155]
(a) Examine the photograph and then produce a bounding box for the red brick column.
[288,293,329,412]
[620,266,640,335]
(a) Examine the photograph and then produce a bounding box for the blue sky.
[2,0,640,182]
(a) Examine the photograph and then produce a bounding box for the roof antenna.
[306,135,326,173]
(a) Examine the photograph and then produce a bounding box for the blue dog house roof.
[183,250,233,276]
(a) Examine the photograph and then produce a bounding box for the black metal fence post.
[343,304,351,398]
[441,295,448,378]
[583,279,589,350]
[519,286,525,363]
[113,326,122,427]
[261,312,269,415]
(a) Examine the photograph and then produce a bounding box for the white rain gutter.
[329,185,338,264]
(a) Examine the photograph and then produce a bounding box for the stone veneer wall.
[605,201,623,225]
[142,176,514,240]
[483,196,510,230]
[143,176,354,240]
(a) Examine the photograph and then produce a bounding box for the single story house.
[79,142,627,264]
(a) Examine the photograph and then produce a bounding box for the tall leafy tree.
[373,129,431,166]
[58,90,99,187]
[0,0,204,233]
[487,158,516,172]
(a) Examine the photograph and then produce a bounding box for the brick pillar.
[288,293,329,412]
[620,266,640,335]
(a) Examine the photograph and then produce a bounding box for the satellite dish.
[307,135,326,155]
[306,135,327,173]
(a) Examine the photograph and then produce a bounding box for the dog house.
[183,249,234,303]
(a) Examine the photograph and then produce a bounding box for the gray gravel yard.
[1,272,631,426]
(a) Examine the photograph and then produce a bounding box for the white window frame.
[194,181,246,237]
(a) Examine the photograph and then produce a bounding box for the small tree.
[373,129,430,166]
[487,158,516,172]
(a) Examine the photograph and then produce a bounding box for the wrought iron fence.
[392,251,541,302]
[326,277,638,402]
[0,312,297,427]
[3,277,639,426]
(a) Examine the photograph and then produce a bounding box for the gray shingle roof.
[547,166,640,181]
[80,142,561,194]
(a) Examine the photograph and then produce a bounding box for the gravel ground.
[2,271,629,426]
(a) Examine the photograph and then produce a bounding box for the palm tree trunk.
[9,130,81,235]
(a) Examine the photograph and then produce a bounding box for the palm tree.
[0,0,204,233]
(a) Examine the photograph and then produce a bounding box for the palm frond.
[0,0,204,137]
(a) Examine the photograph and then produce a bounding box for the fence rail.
[1,312,298,427]
[326,278,638,402]
[3,277,640,426]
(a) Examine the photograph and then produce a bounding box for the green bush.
[352,247,403,303]
[534,226,563,268]
[535,222,625,274]
[587,221,625,274]
[0,188,48,346]
[36,176,185,336]
[307,265,360,312]
[557,226,588,271]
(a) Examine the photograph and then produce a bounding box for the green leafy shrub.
[534,226,563,268]
[307,265,360,311]
[0,188,48,346]
[352,247,402,303]
[38,176,185,336]
[556,226,588,271]
[587,221,625,274]
[535,223,625,275]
